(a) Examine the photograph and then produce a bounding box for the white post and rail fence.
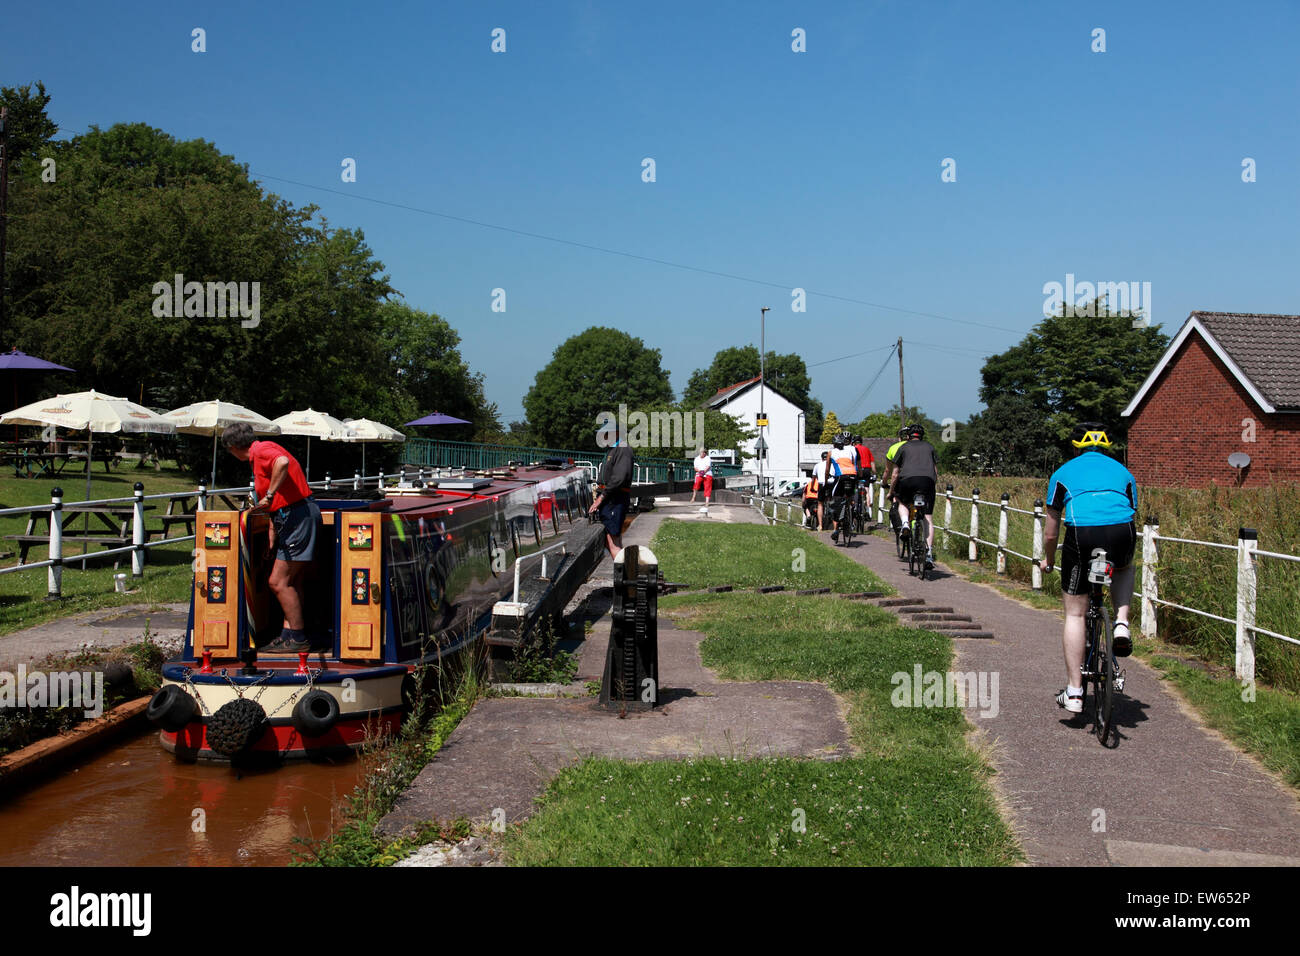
[740,483,1299,684]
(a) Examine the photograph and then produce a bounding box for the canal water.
[0,731,365,866]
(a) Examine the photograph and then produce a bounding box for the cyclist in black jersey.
[889,424,939,570]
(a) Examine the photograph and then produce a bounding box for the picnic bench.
[4,503,157,568]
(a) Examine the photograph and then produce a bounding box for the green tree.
[964,395,1060,477]
[524,327,673,450]
[819,412,843,443]
[682,345,824,441]
[978,302,1168,457]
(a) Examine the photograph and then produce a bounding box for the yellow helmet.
[1070,422,1112,449]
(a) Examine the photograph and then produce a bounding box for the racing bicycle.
[906,491,929,579]
[1080,547,1125,746]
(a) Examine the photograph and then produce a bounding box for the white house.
[705,376,807,491]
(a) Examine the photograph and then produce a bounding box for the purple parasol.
[404,412,471,426]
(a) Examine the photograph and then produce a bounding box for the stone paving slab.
[834,532,1300,867]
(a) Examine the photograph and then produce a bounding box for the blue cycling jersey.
[1046,450,1137,527]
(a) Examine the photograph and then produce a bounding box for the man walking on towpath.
[689,446,713,516]
[222,421,322,653]
[589,423,635,559]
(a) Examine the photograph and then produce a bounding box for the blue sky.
[7,1,1299,425]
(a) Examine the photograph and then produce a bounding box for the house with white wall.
[705,376,806,491]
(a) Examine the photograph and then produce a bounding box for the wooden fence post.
[943,484,953,550]
[969,488,980,561]
[997,493,1009,574]
[1031,500,1044,589]
[1141,516,1159,642]
[47,487,63,599]
[1236,527,1258,683]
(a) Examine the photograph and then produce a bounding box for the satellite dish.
[1228,452,1251,469]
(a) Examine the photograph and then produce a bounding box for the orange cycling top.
[830,447,858,478]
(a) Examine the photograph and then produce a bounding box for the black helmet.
[897,426,910,440]
[907,423,925,440]
[832,432,847,447]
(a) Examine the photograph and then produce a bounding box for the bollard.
[197,481,208,513]
[1235,527,1258,683]
[353,470,361,491]
[325,471,333,490]
[1031,500,1044,590]
[47,487,64,599]
[378,469,385,490]
[969,489,980,561]
[599,545,659,711]
[997,493,1009,574]
[132,482,146,578]
[1141,516,1159,642]
[943,484,954,551]
[877,482,887,525]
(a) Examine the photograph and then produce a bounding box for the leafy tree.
[630,404,754,461]
[0,82,59,173]
[978,301,1168,457]
[683,345,824,441]
[524,327,673,450]
[964,395,1061,477]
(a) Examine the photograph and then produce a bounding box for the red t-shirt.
[854,444,875,473]
[249,441,311,509]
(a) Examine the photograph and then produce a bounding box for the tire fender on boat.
[146,684,198,732]
[292,689,340,738]
[207,698,268,756]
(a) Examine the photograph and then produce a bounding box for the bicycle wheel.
[1095,606,1115,745]
[916,522,928,580]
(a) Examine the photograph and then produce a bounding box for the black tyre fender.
[147,684,197,732]
[292,688,340,738]
[206,698,268,756]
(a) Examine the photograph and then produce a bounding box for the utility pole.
[897,336,905,428]
[0,106,8,337]
[759,306,769,495]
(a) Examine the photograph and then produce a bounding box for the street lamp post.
[760,306,769,495]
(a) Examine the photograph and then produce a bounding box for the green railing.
[401,438,743,484]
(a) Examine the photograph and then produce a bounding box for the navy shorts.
[272,498,320,562]
[598,491,630,539]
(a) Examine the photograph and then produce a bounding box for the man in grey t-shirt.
[590,426,635,558]
[889,424,939,569]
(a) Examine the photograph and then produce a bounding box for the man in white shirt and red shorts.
[689,447,713,516]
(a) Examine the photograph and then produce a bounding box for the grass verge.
[650,518,891,593]
[504,593,1022,866]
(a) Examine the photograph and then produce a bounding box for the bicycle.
[831,477,857,547]
[850,479,869,536]
[1079,547,1125,745]
[906,492,929,579]
[890,497,907,558]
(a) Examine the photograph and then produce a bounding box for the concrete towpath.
[0,603,188,671]
[819,525,1300,866]
[378,499,853,838]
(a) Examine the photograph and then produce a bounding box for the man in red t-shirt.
[222,422,321,653]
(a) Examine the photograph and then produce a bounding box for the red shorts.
[693,473,713,495]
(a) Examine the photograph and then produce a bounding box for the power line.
[841,345,898,422]
[249,172,1027,336]
[807,343,897,368]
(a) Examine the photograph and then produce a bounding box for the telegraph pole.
[897,336,905,428]
[0,106,8,337]
[759,306,769,495]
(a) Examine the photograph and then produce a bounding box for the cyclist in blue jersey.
[1039,422,1137,714]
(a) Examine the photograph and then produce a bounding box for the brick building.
[1121,312,1300,487]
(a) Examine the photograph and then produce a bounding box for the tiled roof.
[1192,312,1300,409]
[706,376,762,407]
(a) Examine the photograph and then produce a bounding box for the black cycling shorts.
[827,475,857,499]
[895,476,936,515]
[1060,521,1136,596]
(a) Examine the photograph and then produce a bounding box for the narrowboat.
[146,463,597,761]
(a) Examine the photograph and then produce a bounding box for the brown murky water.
[0,731,365,866]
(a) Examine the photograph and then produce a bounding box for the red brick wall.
[1127,335,1300,487]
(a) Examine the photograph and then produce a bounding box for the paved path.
[377,500,857,837]
[818,525,1300,866]
[0,604,188,670]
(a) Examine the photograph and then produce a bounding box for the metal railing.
[402,438,744,485]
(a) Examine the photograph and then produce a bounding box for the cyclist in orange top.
[827,432,859,543]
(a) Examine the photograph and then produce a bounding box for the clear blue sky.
[7,1,1298,425]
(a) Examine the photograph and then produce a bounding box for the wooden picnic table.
[3,503,157,566]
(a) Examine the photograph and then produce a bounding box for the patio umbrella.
[0,348,75,441]
[404,411,471,427]
[269,408,348,481]
[1,390,176,561]
[341,418,405,477]
[164,400,281,487]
